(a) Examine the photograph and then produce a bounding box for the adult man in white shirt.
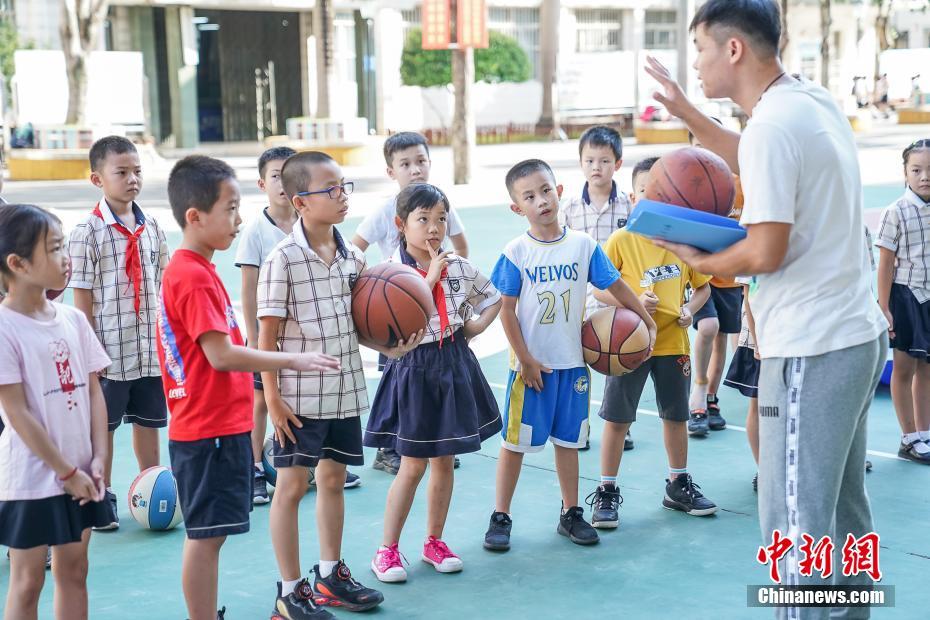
[646,2,887,617]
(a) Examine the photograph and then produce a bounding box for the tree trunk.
[314,0,336,118]
[537,0,560,139]
[60,0,110,125]
[819,0,831,90]
[779,0,789,60]
[451,47,474,185]
[874,0,895,80]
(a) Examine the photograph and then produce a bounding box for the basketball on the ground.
[581,307,651,376]
[645,147,736,217]
[127,466,183,530]
[262,436,315,489]
[352,262,435,347]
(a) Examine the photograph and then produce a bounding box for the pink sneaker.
[371,543,407,583]
[421,536,463,573]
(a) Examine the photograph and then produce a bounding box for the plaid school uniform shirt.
[393,245,501,345]
[875,188,930,303]
[68,199,168,380]
[560,181,632,316]
[257,222,368,420]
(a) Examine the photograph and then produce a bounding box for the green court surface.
[2,184,926,619]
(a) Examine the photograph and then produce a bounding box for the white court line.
[487,382,904,462]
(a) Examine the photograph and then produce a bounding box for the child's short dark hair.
[167,156,237,229]
[89,135,137,172]
[280,151,336,199]
[903,139,930,166]
[396,183,449,222]
[0,204,61,290]
[384,132,430,167]
[690,0,781,58]
[505,159,556,199]
[258,146,297,178]
[632,157,660,184]
[578,125,622,160]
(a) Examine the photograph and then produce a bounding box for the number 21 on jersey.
[537,289,571,324]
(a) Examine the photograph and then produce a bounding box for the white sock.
[281,578,300,596]
[904,433,930,454]
[689,383,708,411]
[255,462,262,470]
[318,560,338,578]
[919,430,930,443]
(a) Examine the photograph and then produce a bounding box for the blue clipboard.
[625,199,747,253]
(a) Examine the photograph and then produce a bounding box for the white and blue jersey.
[490,227,620,370]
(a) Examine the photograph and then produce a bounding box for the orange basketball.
[581,307,651,376]
[352,263,435,347]
[645,147,736,216]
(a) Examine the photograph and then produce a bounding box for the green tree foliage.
[0,18,22,103]
[400,28,531,87]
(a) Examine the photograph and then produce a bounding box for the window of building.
[644,10,677,50]
[574,8,623,53]
[334,10,357,84]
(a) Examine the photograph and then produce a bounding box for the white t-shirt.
[235,207,289,269]
[0,304,111,501]
[490,228,620,369]
[355,195,466,260]
[738,78,886,359]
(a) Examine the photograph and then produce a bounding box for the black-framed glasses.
[296,182,354,200]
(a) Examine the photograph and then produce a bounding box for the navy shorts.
[273,417,364,469]
[169,432,252,539]
[693,285,744,334]
[0,494,110,548]
[100,376,167,432]
[889,283,930,361]
[723,346,760,398]
[253,372,264,391]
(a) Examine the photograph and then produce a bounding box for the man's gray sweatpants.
[758,334,887,620]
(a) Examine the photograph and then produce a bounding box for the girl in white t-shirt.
[0,204,112,619]
[875,139,930,464]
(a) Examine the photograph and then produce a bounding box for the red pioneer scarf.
[93,203,145,315]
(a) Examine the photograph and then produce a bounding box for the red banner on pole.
[457,0,488,49]
[422,0,452,50]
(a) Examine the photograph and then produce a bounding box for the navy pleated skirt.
[364,331,502,458]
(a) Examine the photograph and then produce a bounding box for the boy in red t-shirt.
[157,155,340,620]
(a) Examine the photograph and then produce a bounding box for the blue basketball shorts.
[501,366,591,452]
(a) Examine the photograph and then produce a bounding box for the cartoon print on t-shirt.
[49,339,77,410]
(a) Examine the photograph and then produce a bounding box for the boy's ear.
[386,166,397,181]
[89,171,104,189]
[184,207,200,228]
[614,159,623,173]
[509,203,523,216]
[257,177,266,191]
[556,184,564,199]
[291,194,304,211]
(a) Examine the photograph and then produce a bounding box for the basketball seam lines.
[694,157,720,213]
[659,161,695,209]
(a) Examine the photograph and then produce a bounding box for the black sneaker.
[94,489,119,531]
[585,483,622,529]
[217,608,225,620]
[557,506,599,545]
[580,425,592,451]
[865,460,873,472]
[752,473,758,492]
[454,457,461,469]
[272,579,334,620]
[254,466,270,505]
[624,430,634,451]
[707,395,726,430]
[344,471,361,489]
[898,440,930,464]
[662,474,718,516]
[372,448,401,475]
[483,511,512,551]
[687,411,710,437]
[312,561,383,612]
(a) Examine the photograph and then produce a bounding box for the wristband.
[58,466,78,482]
